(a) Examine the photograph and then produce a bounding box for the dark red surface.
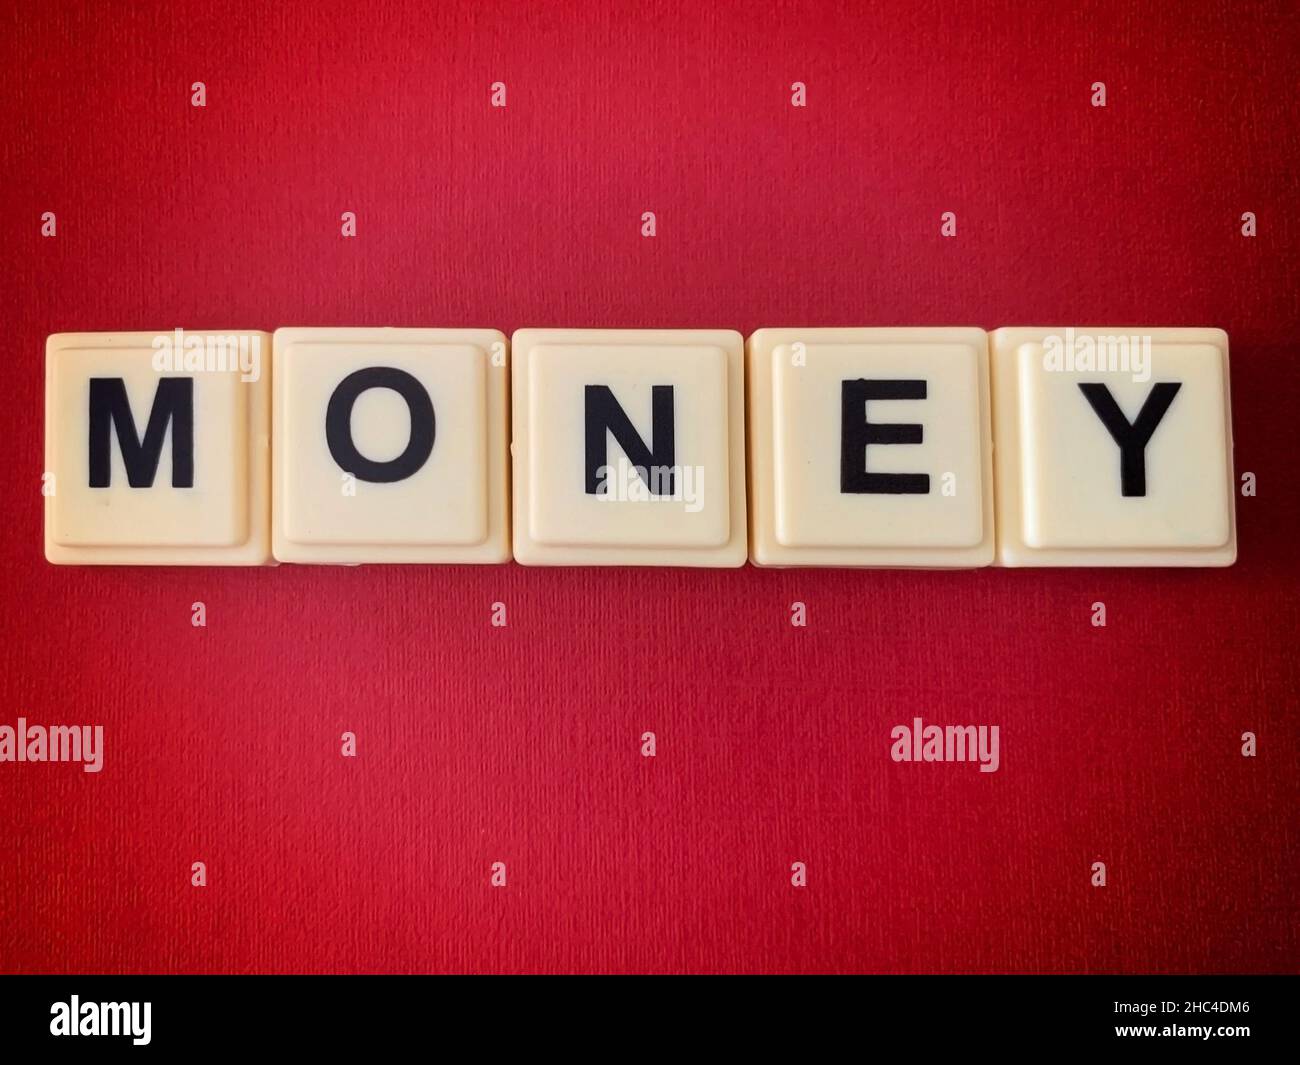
[2,0,1297,974]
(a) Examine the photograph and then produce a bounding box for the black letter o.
[325,367,435,483]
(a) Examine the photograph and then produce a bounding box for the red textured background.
[2,0,1297,974]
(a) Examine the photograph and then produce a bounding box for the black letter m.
[88,377,194,488]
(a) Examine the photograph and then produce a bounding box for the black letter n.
[88,377,194,487]
[584,385,675,495]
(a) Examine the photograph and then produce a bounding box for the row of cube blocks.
[44,327,1236,567]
